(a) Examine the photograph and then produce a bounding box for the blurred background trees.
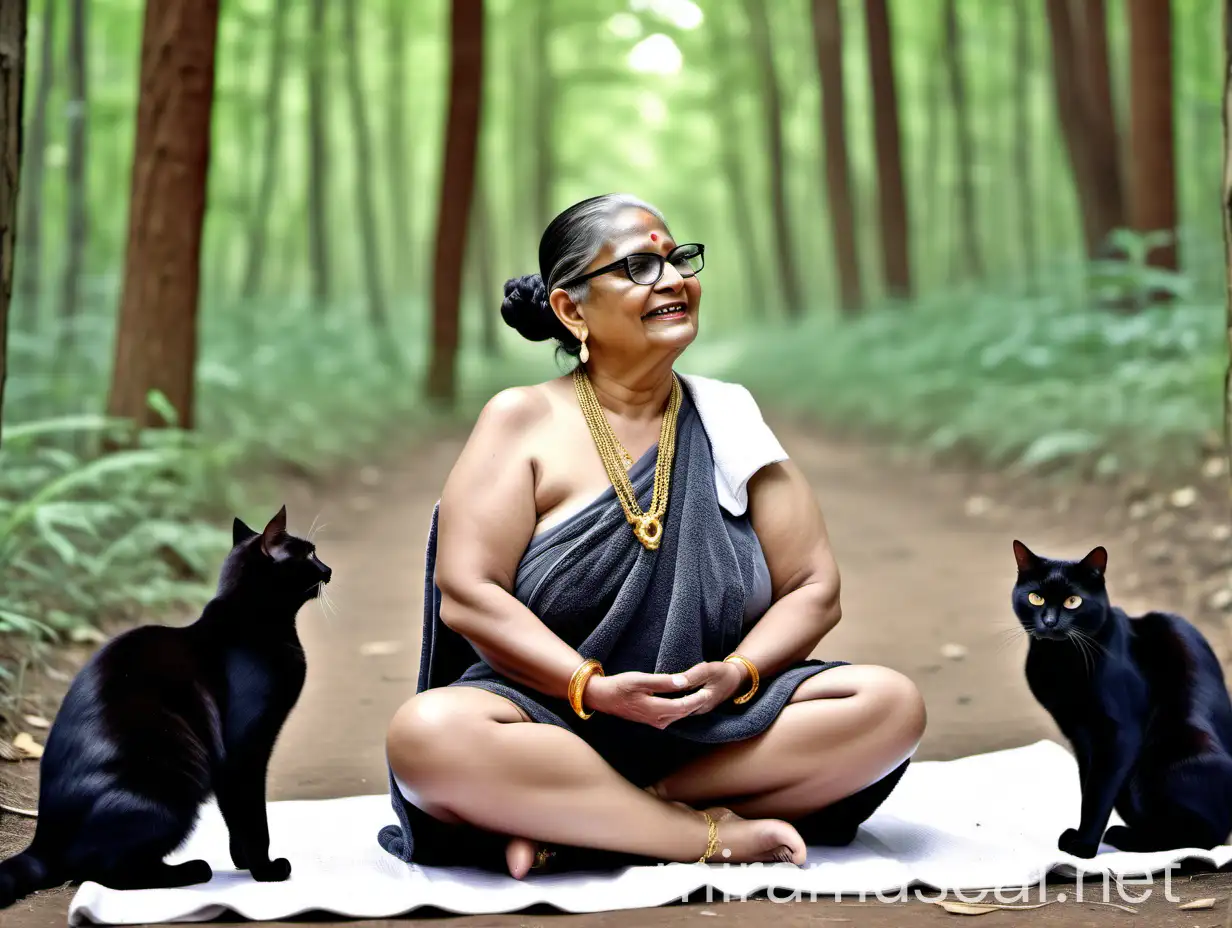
[0,0,1222,653]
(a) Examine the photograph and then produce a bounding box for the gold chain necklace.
[573,367,681,550]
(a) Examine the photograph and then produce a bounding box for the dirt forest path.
[8,421,1230,927]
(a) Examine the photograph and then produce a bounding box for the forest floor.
[2,417,1232,928]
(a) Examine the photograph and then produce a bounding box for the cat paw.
[249,858,292,882]
[178,860,214,885]
[1102,825,1155,852]
[229,842,248,871]
[1058,828,1099,859]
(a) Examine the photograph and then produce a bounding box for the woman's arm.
[732,458,842,677]
[434,387,585,700]
[670,457,842,712]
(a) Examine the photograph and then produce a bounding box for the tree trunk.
[943,0,983,280]
[474,175,499,357]
[104,0,219,432]
[307,0,330,306]
[240,0,288,299]
[1013,0,1037,284]
[1045,0,1126,260]
[16,0,52,325]
[0,0,28,446]
[811,0,862,314]
[1221,0,1232,482]
[743,0,804,318]
[341,0,399,368]
[1128,0,1178,277]
[1072,0,1125,253]
[426,0,484,403]
[385,0,412,291]
[705,5,770,313]
[533,0,553,228]
[864,0,911,300]
[58,0,86,347]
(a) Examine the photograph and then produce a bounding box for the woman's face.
[553,208,701,364]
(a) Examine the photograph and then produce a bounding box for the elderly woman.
[379,194,925,878]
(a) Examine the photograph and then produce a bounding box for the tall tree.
[385,0,413,291]
[306,0,330,305]
[943,0,982,281]
[1073,1,1124,251]
[342,0,400,367]
[105,0,219,431]
[1128,0,1179,277]
[811,0,862,314]
[1221,0,1232,477]
[0,0,28,445]
[16,0,53,324]
[241,0,289,299]
[532,0,554,228]
[706,4,770,313]
[1013,0,1037,283]
[426,0,484,403]
[58,0,87,345]
[743,0,804,318]
[865,0,911,300]
[1045,0,1126,260]
[473,174,499,357]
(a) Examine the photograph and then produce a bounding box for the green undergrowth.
[706,243,1223,479]
[0,290,551,711]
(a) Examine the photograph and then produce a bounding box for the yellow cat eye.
[1027,592,1045,606]
[1064,595,1082,609]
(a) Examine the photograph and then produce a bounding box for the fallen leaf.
[1179,897,1217,910]
[932,900,1054,916]
[359,640,402,657]
[1210,589,1232,611]
[941,643,968,661]
[1171,487,1198,508]
[69,625,106,645]
[964,496,992,517]
[12,732,43,759]
[698,911,719,917]
[1212,524,1232,541]
[23,715,50,730]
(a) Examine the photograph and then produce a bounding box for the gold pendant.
[633,514,663,550]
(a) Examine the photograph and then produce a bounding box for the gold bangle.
[568,658,604,720]
[698,810,719,863]
[723,654,759,705]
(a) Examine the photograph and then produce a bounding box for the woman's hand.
[583,671,709,729]
[663,661,746,720]
[583,663,745,728]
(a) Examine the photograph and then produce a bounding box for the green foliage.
[710,265,1221,477]
[0,289,552,696]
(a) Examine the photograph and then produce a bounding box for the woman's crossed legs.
[385,664,925,878]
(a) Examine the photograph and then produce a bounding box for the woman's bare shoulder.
[465,378,573,449]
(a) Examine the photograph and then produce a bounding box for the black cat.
[1011,540,1232,859]
[0,506,329,908]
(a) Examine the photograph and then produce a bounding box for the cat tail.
[0,849,56,909]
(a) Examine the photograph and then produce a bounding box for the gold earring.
[578,330,589,364]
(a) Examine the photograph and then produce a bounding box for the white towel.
[679,373,788,517]
[66,740,1232,925]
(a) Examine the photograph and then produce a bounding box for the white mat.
[67,740,1232,925]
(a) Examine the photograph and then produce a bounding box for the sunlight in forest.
[629,0,704,31]
[628,33,683,74]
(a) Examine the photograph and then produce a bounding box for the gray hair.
[541,193,670,305]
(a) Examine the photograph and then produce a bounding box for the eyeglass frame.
[555,243,705,291]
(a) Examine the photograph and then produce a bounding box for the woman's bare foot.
[701,807,808,865]
[505,836,543,879]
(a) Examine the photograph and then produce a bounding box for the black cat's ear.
[1012,539,1041,573]
[1079,545,1108,576]
[261,505,288,556]
[233,517,258,546]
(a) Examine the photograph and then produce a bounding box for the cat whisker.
[307,512,322,540]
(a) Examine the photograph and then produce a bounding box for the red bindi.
[650,233,658,241]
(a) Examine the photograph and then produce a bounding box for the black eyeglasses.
[558,243,705,290]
